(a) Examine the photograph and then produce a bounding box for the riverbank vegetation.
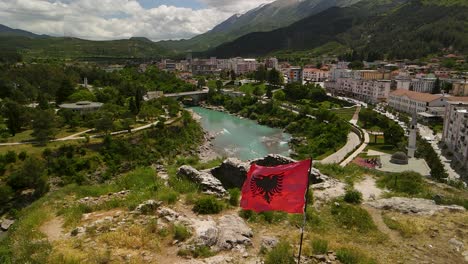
[207,83,352,160]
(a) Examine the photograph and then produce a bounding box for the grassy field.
[331,107,357,121]
[238,83,266,95]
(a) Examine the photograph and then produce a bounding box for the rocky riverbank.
[187,108,221,162]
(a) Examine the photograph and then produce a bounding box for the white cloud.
[198,0,275,13]
[0,0,274,41]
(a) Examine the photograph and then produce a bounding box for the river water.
[190,107,291,161]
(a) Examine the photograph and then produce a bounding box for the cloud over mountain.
[0,0,274,41]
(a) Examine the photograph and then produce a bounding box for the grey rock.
[251,154,297,167]
[216,215,253,250]
[261,236,279,250]
[178,165,227,196]
[1,219,15,231]
[365,197,465,215]
[449,237,464,252]
[191,218,219,247]
[135,200,161,215]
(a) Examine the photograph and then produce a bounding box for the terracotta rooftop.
[390,89,443,102]
[447,97,468,103]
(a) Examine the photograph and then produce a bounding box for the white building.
[231,58,259,75]
[442,101,468,168]
[388,89,447,115]
[325,78,391,103]
[303,68,329,82]
[396,77,436,93]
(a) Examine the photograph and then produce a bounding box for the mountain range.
[158,0,362,52]
[205,0,468,59]
[0,0,467,61]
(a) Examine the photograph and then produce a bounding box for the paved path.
[321,132,360,164]
[0,120,162,147]
[418,124,460,180]
[321,106,364,165]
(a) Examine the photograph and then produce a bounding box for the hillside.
[157,0,362,52]
[0,35,171,61]
[206,0,468,59]
[0,24,48,39]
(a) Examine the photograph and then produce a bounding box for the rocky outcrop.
[135,200,162,215]
[178,166,227,196]
[251,154,296,167]
[190,214,253,251]
[211,158,249,189]
[261,236,278,250]
[216,215,253,250]
[365,197,466,215]
[78,190,130,206]
[1,219,15,231]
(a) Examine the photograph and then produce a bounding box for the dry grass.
[98,226,160,251]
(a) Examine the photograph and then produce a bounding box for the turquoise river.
[190,107,292,161]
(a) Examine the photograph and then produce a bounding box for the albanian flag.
[240,160,311,214]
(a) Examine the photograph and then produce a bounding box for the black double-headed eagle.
[250,172,284,204]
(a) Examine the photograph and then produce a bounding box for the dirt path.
[364,206,400,242]
[354,176,383,201]
[40,217,65,242]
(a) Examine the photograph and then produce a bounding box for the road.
[418,124,460,180]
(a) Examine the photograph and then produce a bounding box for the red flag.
[240,160,311,214]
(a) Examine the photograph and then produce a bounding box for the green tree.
[268,68,282,86]
[95,112,114,133]
[2,99,27,136]
[432,78,441,94]
[216,80,223,91]
[68,89,96,102]
[348,60,364,70]
[7,157,48,196]
[197,78,206,89]
[273,90,286,101]
[255,65,267,83]
[266,85,274,98]
[230,70,236,81]
[55,79,75,105]
[384,123,404,147]
[32,109,57,144]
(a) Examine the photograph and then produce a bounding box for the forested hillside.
[207,0,468,60]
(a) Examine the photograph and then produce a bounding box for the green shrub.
[228,188,240,206]
[157,189,179,205]
[336,247,377,264]
[260,211,288,224]
[377,171,426,195]
[311,238,328,254]
[191,245,215,258]
[193,196,224,214]
[344,189,363,204]
[264,240,295,264]
[331,202,376,232]
[168,175,199,194]
[173,224,191,241]
[117,167,160,191]
[239,209,257,221]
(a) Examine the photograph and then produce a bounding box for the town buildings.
[325,69,391,103]
[388,89,448,118]
[287,67,303,84]
[395,75,437,93]
[442,101,468,168]
[452,81,468,96]
[303,68,329,82]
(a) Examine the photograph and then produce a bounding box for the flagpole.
[297,158,312,264]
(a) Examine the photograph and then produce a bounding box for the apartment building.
[396,77,436,93]
[303,68,329,82]
[452,82,468,96]
[288,67,303,84]
[325,78,391,103]
[232,58,259,75]
[443,101,468,168]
